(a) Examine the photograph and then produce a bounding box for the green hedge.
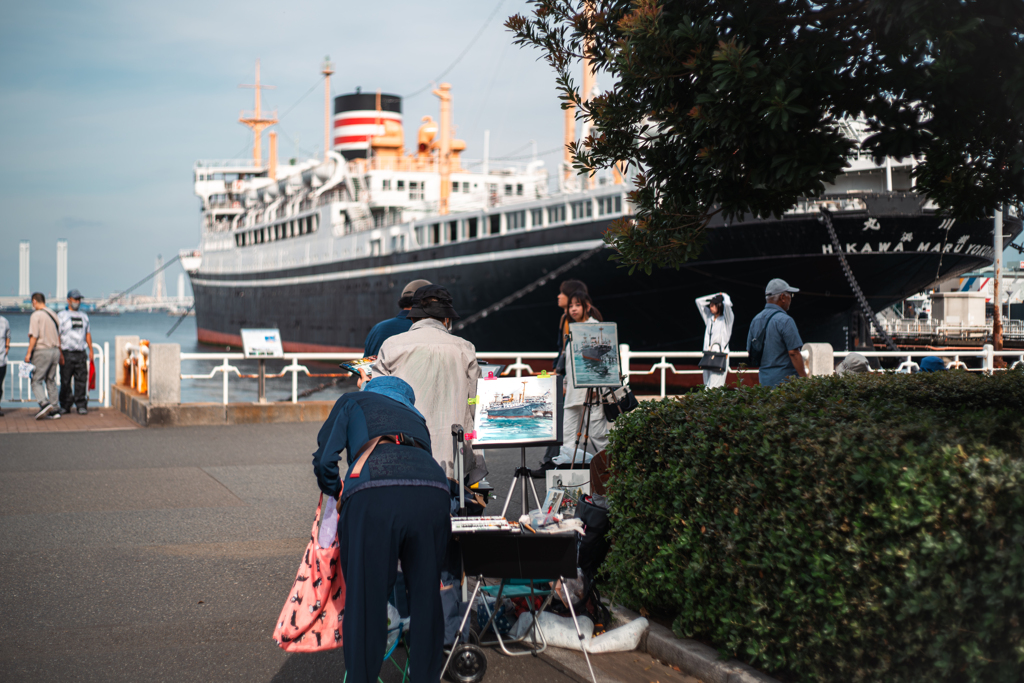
[605,369,1024,682]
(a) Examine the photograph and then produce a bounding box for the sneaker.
[59,406,71,415]
[77,407,88,415]
[0,410,5,417]
[35,403,55,420]
[47,412,61,420]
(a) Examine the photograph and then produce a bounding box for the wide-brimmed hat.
[363,376,423,418]
[408,284,460,320]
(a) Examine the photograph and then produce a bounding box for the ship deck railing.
[881,318,1024,342]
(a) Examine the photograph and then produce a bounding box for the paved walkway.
[0,423,693,683]
[0,406,139,434]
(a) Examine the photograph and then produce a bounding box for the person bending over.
[312,376,450,683]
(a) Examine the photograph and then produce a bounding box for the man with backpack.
[746,279,807,387]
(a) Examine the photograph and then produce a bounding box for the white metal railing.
[881,318,1024,341]
[834,346,1024,375]
[170,344,1024,404]
[4,342,110,407]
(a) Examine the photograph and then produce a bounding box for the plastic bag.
[19,362,34,380]
[551,444,595,466]
[386,603,402,653]
[510,611,648,653]
[317,496,338,548]
[552,569,585,609]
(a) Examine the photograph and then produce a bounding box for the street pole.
[994,207,1004,363]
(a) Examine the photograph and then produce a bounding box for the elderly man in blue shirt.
[746,279,808,387]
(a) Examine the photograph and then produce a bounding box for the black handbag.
[601,386,639,422]
[698,343,729,372]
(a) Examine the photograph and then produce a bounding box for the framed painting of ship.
[568,322,621,388]
[471,374,563,448]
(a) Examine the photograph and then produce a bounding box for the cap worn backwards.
[401,279,432,299]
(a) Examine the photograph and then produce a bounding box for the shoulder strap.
[758,310,782,340]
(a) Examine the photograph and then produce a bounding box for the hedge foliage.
[605,370,1024,682]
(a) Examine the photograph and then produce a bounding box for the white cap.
[765,278,799,296]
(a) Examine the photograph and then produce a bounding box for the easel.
[568,387,604,468]
[499,446,544,521]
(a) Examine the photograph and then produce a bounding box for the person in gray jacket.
[25,293,63,420]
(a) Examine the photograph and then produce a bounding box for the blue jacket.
[746,303,803,387]
[311,391,448,502]
[363,311,412,357]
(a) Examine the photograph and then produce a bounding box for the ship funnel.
[333,91,402,160]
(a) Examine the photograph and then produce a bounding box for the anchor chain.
[820,209,899,351]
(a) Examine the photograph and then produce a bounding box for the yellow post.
[239,60,278,167]
[268,131,278,180]
[433,83,453,215]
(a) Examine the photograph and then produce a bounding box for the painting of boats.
[472,375,562,448]
[569,322,621,388]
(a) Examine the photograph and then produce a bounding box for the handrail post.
[982,343,994,375]
[221,357,230,405]
[292,364,298,403]
[515,356,523,378]
[619,344,630,383]
[104,342,110,407]
[660,356,667,398]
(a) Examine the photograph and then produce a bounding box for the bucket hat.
[407,284,460,320]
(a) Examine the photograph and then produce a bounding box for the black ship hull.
[190,194,1021,354]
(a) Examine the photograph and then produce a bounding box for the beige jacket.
[373,318,481,477]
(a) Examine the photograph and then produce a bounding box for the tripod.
[568,387,603,467]
[499,446,544,520]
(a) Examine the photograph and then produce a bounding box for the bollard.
[114,335,140,386]
[804,343,835,376]
[149,343,182,405]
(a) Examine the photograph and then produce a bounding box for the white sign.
[240,328,284,358]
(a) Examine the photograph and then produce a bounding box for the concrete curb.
[610,605,781,683]
[111,384,333,427]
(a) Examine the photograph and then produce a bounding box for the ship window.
[397,179,405,191]
[415,225,425,246]
[571,200,592,220]
[531,208,543,228]
[615,195,622,213]
[410,181,423,201]
[489,214,501,235]
[504,184,513,196]
[516,184,523,196]
[311,215,318,233]
[382,179,391,190]
[462,182,470,193]
[431,223,440,244]
[448,221,458,242]
[236,234,243,247]
[507,210,526,231]
[467,217,478,239]
[547,205,566,224]
[370,239,382,257]
[391,234,406,252]
[452,181,459,193]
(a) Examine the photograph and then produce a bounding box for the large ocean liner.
[183,61,1022,354]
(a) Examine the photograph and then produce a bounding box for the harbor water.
[1,311,356,406]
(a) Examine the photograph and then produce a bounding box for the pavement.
[0,422,696,683]
[0,406,139,434]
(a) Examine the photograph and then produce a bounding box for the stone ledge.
[610,605,781,683]
[111,384,333,428]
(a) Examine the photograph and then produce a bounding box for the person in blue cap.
[918,356,946,372]
[312,376,450,683]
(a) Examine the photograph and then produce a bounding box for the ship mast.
[322,56,334,162]
[239,60,278,167]
[433,82,453,215]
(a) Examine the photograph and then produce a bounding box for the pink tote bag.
[272,496,346,652]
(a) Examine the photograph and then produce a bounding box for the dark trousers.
[0,364,6,404]
[339,486,451,683]
[59,350,88,410]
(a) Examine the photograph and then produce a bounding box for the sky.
[0,0,571,298]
